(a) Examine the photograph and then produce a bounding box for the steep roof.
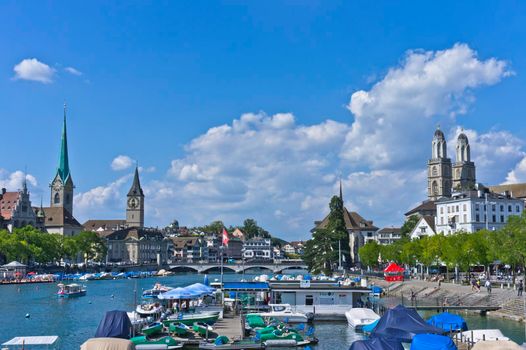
[314,207,378,232]
[378,227,402,233]
[106,227,164,241]
[171,236,200,249]
[0,192,21,220]
[422,215,436,231]
[488,183,526,199]
[404,201,436,217]
[41,207,82,227]
[83,219,126,232]
[56,108,71,183]
[128,167,144,197]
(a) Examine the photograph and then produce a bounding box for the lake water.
[0,273,524,349]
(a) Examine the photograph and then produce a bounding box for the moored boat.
[169,322,191,337]
[461,329,509,343]
[57,283,86,298]
[130,335,182,349]
[193,322,214,337]
[142,322,163,336]
[163,312,220,326]
[143,283,173,299]
[199,336,265,349]
[136,302,164,317]
[256,304,308,323]
[344,308,380,330]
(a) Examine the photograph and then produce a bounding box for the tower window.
[54,193,60,204]
[432,181,438,196]
[65,194,70,204]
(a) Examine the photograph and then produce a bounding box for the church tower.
[50,104,74,214]
[126,166,145,228]
[452,131,476,191]
[428,127,452,200]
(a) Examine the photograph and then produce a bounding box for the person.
[471,277,477,292]
[476,279,481,293]
[410,289,416,305]
[485,279,492,294]
[518,280,523,296]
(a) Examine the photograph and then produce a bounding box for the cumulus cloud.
[0,169,38,190]
[74,175,131,219]
[111,155,134,171]
[13,58,55,83]
[64,66,82,76]
[505,156,526,184]
[342,43,511,169]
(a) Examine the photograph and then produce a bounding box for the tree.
[303,228,337,274]
[74,231,107,263]
[400,215,420,238]
[197,221,225,235]
[359,241,382,269]
[242,218,270,239]
[326,196,350,266]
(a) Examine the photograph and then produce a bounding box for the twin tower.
[428,128,476,200]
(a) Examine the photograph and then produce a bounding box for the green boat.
[142,322,163,336]
[169,322,191,337]
[163,312,219,327]
[193,322,214,337]
[130,335,182,349]
[258,330,304,342]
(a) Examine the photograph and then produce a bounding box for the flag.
[222,228,229,247]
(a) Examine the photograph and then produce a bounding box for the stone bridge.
[168,261,308,274]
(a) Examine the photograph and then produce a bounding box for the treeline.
[0,226,107,265]
[359,211,526,279]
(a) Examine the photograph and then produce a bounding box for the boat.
[193,322,214,337]
[81,338,134,350]
[427,312,468,332]
[345,308,380,330]
[2,336,60,350]
[411,334,457,350]
[57,283,86,297]
[257,330,304,342]
[142,322,163,336]
[169,322,191,337]
[143,283,173,298]
[256,304,308,323]
[136,302,164,317]
[130,335,182,349]
[163,312,220,326]
[199,336,265,349]
[461,329,509,343]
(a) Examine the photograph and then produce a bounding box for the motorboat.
[461,329,509,343]
[169,322,191,337]
[199,337,265,349]
[57,283,86,298]
[193,322,214,337]
[256,304,309,323]
[142,322,163,336]
[130,335,182,349]
[345,308,380,330]
[163,311,220,326]
[136,302,164,317]
[143,283,174,299]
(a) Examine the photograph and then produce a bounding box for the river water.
[0,273,524,349]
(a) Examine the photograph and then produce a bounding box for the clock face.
[128,197,139,209]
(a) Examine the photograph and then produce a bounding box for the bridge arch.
[273,265,308,274]
[200,266,237,274]
[169,265,200,273]
[238,265,276,274]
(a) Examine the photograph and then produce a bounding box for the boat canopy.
[410,334,457,350]
[371,286,383,294]
[81,338,135,350]
[427,312,468,332]
[472,340,523,350]
[222,282,270,291]
[186,283,215,295]
[95,310,132,339]
[371,305,444,342]
[158,287,201,300]
[349,337,404,350]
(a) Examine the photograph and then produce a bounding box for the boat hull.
[163,313,219,326]
[57,290,86,298]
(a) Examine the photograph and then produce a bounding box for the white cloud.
[64,66,82,76]
[505,156,526,184]
[111,155,134,171]
[342,43,511,170]
[13,58,55,83]
[0,169,38,190]
[74,175,130,219]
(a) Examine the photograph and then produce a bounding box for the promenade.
[373,278,526,322]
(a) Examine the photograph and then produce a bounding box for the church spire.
[57,103,71,182]
[339,177,343,202]
[128,165,144,196]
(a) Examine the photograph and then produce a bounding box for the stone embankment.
[372,278,526,322]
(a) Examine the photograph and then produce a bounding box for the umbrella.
[204,274,210,286]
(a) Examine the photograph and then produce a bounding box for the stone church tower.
[452,132,476,191]
[50,105,74,214]
[126,166,144,228]
[428,127,452,200]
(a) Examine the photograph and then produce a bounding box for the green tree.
[242,218,270,239]
[197,221,225,234]
[358,241,382,269]
[74,231,107,263]
[303,228,337,274]
[400,215,420,238]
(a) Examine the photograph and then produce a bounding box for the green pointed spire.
[57,103,71,182]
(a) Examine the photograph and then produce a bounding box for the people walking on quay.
[518,280,523,296]
[485,279,491,294]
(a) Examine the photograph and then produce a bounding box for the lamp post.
[241,248,246,281]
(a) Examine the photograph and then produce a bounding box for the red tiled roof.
[0,192,21,220]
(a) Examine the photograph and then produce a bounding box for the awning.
[222,282,270,291]
[3,336,59,346]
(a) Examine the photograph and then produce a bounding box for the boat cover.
[410,334,457,350]
[186,283,215,295]
[472,340,523,350]
[427,312,468,332]
[371,286,383,294]
[362,319,380,333]
[371,305,444,342]
[349,337,404,350]
[95,311,132,339]
[81,338,135,350]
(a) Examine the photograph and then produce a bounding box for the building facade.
[428,128,452,200]
[434,187,524,234]
[0,184,37,231]
[171,236,207,262]
[376,227,402,245]
[105,227,170,264]
[243,238,272,260]
[409,216,436,240]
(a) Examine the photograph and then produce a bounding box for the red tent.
[384,262,405,282]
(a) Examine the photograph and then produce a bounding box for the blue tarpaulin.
[410,334,457,350]
[371,305,444,343]
[427,312,467,332]
[158,287,201,300]
[349,337,404,350]
[371,286,383,294]
[95,310,132,339]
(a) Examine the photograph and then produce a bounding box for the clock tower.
[50,104,74,215]
[126,166,144,228]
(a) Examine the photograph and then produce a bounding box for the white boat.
[143,283,173,298]
[344,308,380,329]
[57,283,86,298]
[256,304,308,323]
[136,303,164,317]
[461,329,509,343]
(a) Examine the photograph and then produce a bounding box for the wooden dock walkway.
[212,314,243,340]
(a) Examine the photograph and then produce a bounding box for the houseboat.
[57,283,86,298]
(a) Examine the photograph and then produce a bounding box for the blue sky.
[2,1,526,240]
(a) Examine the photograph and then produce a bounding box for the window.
[463,204,467,211]
[441,218,444,225]
[500,205,504,212]
[440,207,444,214]
[492,215,496,223]
[517,205,521,213]
[305,295,314,306]
[447,207,450,214]
[476,204,480,211]
[432,181,438,196]
[420,226,427,233]
[463,214,467,223]
[456,205,459,212]
[508,205,512,212]
[432,166,438,176]
[500,215,504,223]
[54,192,60,204]
[492,204,496,211]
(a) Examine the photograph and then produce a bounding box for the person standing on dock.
[518,280,523,296]
[485,280,491,294]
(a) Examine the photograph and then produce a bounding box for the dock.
[213,314,243,340]
[405,305,501,314]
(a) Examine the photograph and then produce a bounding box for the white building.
[410,216,436,240]
[435,188,524,234]
[243,238,272,260]
[376,227,402,245]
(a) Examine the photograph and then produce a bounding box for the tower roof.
[128,166,144,196]
[434,128,445,140]
[457,132,468,142]
[56,104,71,182]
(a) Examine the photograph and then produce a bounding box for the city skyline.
[2,2,526,239]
